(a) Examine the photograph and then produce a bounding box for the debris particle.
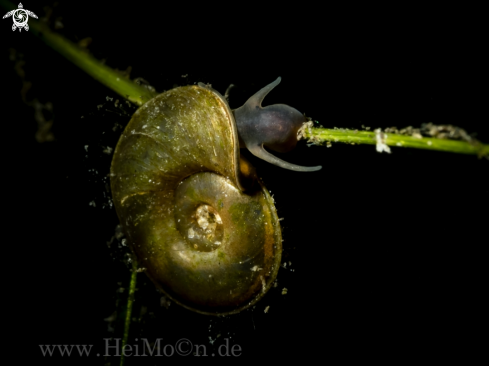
[78,37,92,48]
[84,145,89,152]
[282,288,288,295]
[134,78,156,92]
[264,306,270,313]
[89,200,96,207]
[159,295,171,309]
[375,128,391,154]
[104,311,116,323]
[420,122,473,142]
[297,121,314,140]
[54,19,64,29]
[251,265,262,272]
[103,146,113,155]
[106,96,113,101]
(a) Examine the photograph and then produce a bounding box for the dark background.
[2,1,487,363]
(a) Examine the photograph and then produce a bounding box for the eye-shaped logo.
[3,3,38,32]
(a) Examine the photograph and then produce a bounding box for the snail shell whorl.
[111,85,282,315]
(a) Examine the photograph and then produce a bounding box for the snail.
[110,78,320,315]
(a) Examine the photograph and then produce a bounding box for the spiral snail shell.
[110,78,318,315]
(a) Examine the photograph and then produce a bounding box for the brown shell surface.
[110,85,282,315]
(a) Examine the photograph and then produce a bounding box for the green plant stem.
[120,259,138,366]
[0,0,157,106]
[303,127,489,157]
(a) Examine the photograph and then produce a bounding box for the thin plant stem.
[0,0,157,106]
[120,258,138,366]
[301,127,489,158]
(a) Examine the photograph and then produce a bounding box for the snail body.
[234,77,322,172]
[110,78,318,315]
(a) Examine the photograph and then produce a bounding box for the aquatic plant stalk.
[301,126,488,157]
[0,0,157,106]
[120,259,138,366]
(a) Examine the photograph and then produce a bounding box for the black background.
[2,1,487,363]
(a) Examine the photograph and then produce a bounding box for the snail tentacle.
[246,76,282,107]
[248,144,322,172]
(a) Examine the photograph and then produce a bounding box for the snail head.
[233,77,322,172]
